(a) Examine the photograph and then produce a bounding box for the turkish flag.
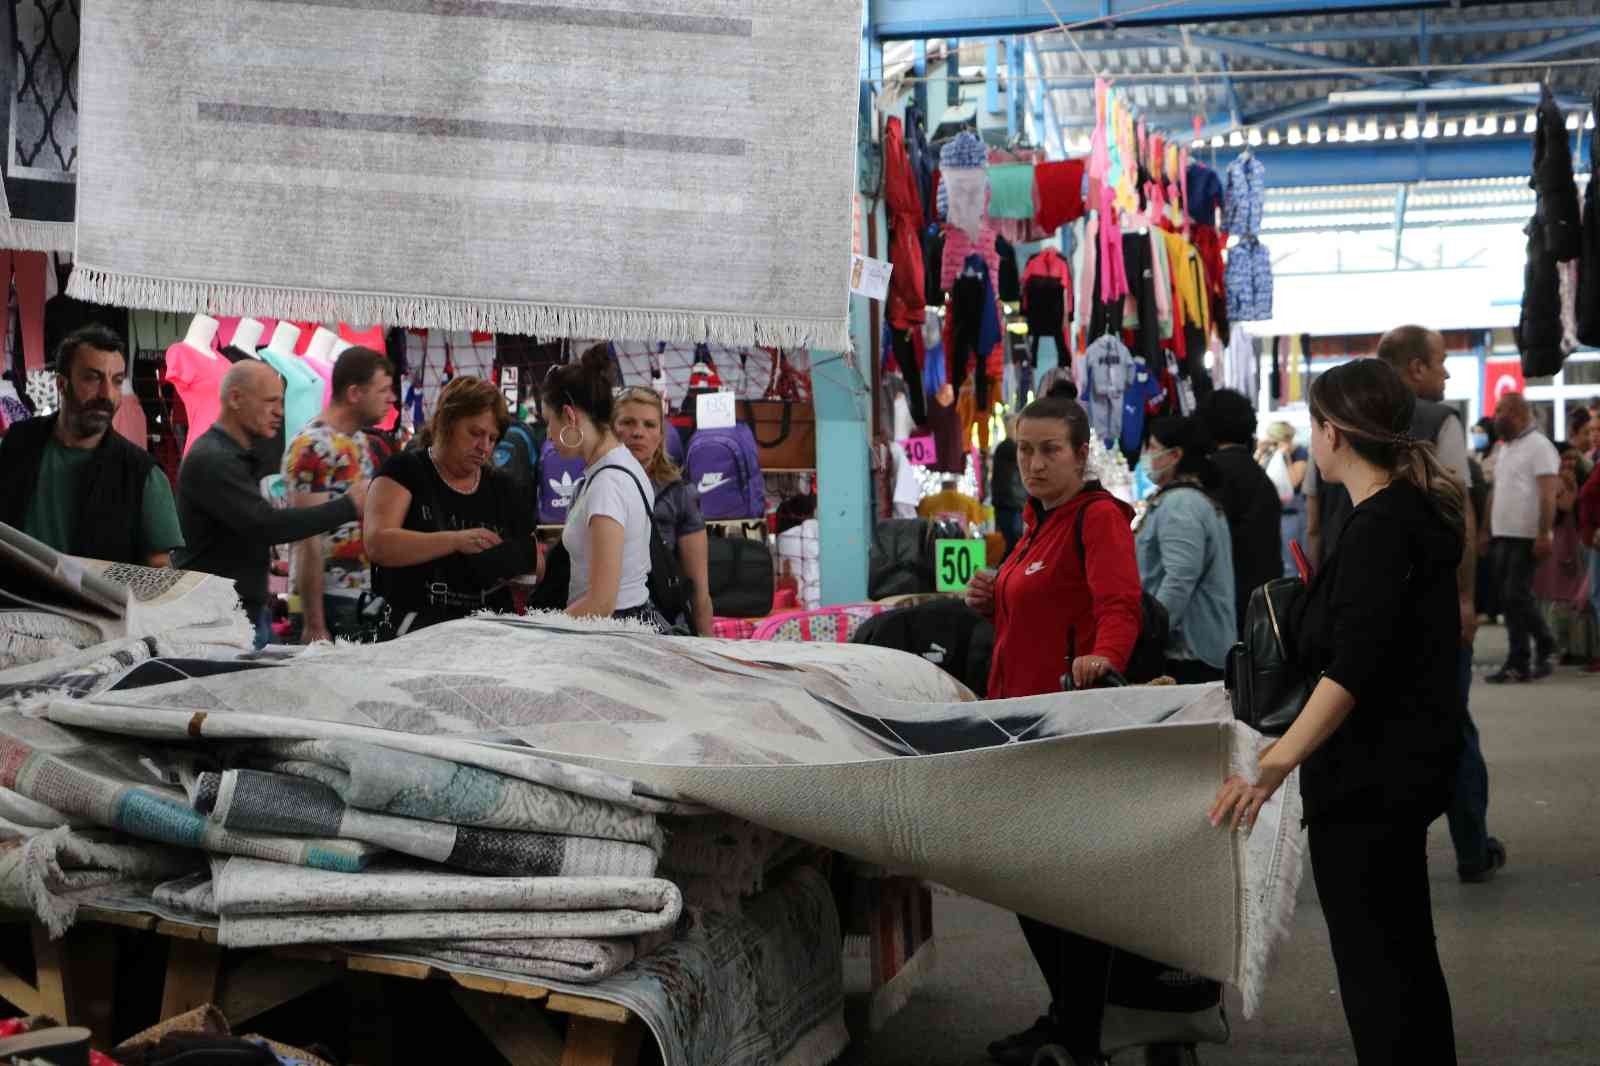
[1483,360,1525,417]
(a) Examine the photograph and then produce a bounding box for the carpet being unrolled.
[71,0,861,347]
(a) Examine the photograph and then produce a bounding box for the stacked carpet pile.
[0,613,1307,1066]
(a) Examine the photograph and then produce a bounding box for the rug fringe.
[0,216,74,253]
[775,1009,851,1066]
[67,267,852,350]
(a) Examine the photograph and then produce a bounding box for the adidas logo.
[921,642,947,665]
[697,472,730,494]
[1025,561,1045,575]
[547,471,578,507]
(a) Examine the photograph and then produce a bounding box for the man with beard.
[0,325,183,565]
[176,360,368,647]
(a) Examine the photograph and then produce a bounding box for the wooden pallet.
[2,911,645,1066]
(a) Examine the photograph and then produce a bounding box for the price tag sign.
[899,435,937,466]
[696,389,737,429]
[934,539,984,593]
[499,365,519,408]
[849,254,894,301]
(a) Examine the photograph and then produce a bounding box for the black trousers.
[1491,536,1554,670]
[1017,916,1114,1054]
[1308,819,1457,1065]
[889,327,928,426]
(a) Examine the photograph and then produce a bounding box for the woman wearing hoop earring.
[538,345,663,626]
[364,377,539,638]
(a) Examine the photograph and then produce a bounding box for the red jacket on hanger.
[884,116,927,331]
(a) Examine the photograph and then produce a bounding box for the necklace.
[428,447,481,494]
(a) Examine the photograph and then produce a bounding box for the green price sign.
[935,539,984,592]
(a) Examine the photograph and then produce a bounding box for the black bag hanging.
[706,536,776,618]
[1224,577,1314,736]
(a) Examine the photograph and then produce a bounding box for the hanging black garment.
[1517,84,1582,378]
[1578,86,1600,348]
[995,237,1021,303]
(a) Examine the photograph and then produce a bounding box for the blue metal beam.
[914,39,929,121]
[1219,56,1242,127]
[870,0,1450,41]
[1147,29,1421,88]
[1210,138,1545,186]
[984,40,1000,114]
[1483,27,1600,65]
[1026,37,1068,158]
[1036,16,1600,49]
[1007,36,1022,139]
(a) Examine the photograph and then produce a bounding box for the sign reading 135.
[934,539,984,592]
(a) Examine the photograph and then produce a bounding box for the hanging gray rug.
[69,0,860,347]
[0,0,78,251]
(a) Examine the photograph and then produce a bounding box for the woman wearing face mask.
[365,377,538,637]
[1211,358,1464,1065]
[613,385,714,635]
[1136,417,1237,684]
[539,345,662,626]
[968,383,1182,1066]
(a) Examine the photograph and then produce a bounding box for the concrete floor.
[839,626,1599,1065]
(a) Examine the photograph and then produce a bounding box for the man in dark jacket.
[0,325,183,565]
[176,360,367,647]
[1198,389,1282,633]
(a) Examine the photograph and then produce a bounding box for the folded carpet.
[196,768,656,878]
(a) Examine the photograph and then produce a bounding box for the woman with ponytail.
[539,344,662,625]
[1211,357,1462,1065]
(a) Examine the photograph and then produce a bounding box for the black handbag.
[706,536,776,618]
[1225,577,1315,736]
[527,467,692,620]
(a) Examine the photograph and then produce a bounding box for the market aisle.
[839,625,1599,1066]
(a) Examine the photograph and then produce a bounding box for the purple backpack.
[685,425,765,520]
[538,440,590,525]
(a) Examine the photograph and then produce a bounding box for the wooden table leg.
[560,1016,644,1066]
[30,925,120,1048]
[160,937,224,1020]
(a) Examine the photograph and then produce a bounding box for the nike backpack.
[684,425,766,520]
[491,422,542,523]
[537,440,590,525]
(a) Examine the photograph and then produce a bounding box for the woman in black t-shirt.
[364,377,538,637]
[1212,359,1464,1064]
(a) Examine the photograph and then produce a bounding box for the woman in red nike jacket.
[965,385,1153,1066]
[968,387,1142,697]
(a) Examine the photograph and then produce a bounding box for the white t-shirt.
[1490,430,1560,539]
[563,445,654,610]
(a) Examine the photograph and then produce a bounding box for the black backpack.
[491,422,543,524]
[1072,501,1169,684]
[851,599,995,697]
[868,518,963,600]
[706,536,775,618]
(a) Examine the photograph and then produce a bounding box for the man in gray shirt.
[176,361,368,646]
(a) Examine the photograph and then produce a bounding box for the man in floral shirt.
[283,346,394,641]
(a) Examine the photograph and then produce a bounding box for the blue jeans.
[252,603,274,650]
[1279,508,1306,577]
[1444,644,1491,874]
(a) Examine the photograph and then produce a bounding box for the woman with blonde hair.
[364,377,538,637]
[1212,357,1463,1064]
[614,386,715,634]
[1257,419,1309,574]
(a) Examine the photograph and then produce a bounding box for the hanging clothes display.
[995,237,1021,303]
[1580,86,1600,348]
[949,254,1000,411]
[1226,238,1274,323]
[1080,334,1134,446]
[1518,84,1584,377]
[887,325,928,426]
[904,104,937,228]
[884,117,927,334]
[1033,159,1087,234]
[987,163,1036,220]
[1022,249,1072,367]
